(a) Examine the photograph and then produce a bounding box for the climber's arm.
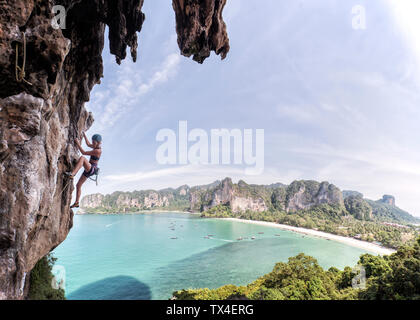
[75,139,101,157]
[75,139,85,154]
[83,132,93,148]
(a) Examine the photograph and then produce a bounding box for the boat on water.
[251,236,256,240]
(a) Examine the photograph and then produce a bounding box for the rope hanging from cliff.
[59,178,72,199]
[47,178,72,214]
[15,31,32,86]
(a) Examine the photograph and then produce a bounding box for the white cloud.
[104,165,202,183]
[286,143,420,216]
[100,165,247,192]
[87,52,181,131]
[96,164,306,198]
[277,104,315,123]
[138,53,180,95]
[386,0,420,83]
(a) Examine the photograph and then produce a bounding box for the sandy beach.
[222,218,396,256]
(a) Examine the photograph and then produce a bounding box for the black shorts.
[83,165,97,178]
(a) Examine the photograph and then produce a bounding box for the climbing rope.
[15,31,32,86]
[58,178,72,199]
[47,177,72,214]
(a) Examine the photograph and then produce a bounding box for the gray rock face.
[343,190,364,199]
[0,0,101,299]
[344,195,373,220]
[230,197,267,213]
[380,195,396,207]
[0,0,230,299]
[204,178,235,210]
[189,179,344,214]
[190,178,269,213]
[80,193,105,209]
[81,190,183,212]
[285,181,344,212]
[115,192,172,209]
[172,0,230,63]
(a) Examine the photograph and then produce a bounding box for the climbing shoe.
[64,172,75,179]
[70,202,79,209]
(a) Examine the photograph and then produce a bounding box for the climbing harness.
[88,167,100,186]
[15,31,32,86]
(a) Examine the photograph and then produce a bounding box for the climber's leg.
[67,156,91,178]
[72,156,91,175]
[71,175,87,208]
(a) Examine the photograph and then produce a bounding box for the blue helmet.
[92,134,102,142]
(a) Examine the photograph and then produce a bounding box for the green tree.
[28,254,65,300]
[359,238,420,300]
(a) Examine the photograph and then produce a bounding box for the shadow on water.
[149,235,363,299]
[67,275,152,300]
[150,239,290,299]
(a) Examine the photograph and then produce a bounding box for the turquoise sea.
[52,212,374,300]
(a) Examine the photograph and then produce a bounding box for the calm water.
[52,212,373,300]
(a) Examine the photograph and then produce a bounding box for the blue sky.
[81,0,420,217]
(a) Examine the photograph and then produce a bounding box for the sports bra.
[90,147,101,162]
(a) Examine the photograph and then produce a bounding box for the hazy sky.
[81,0,420,217]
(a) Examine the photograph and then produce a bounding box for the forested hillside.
[173,237,420,300]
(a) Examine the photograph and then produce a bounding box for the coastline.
[221,218,396,256]
[76,209,196,215]
[75,210,396,255]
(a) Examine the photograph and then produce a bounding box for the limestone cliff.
[81,178,271,214]
[80,178,420,226]
[196,178,270,213]
[80,193,105,209]
[81,189,183,212]
[380,195,396,207]
[0,0,230,299]
[284,180,344,212]
[190,179,343,214]
[83,179,344,215]
[172,0,230,63]
[344,195,373,220]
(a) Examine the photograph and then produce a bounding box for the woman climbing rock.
[65,132,102,208]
